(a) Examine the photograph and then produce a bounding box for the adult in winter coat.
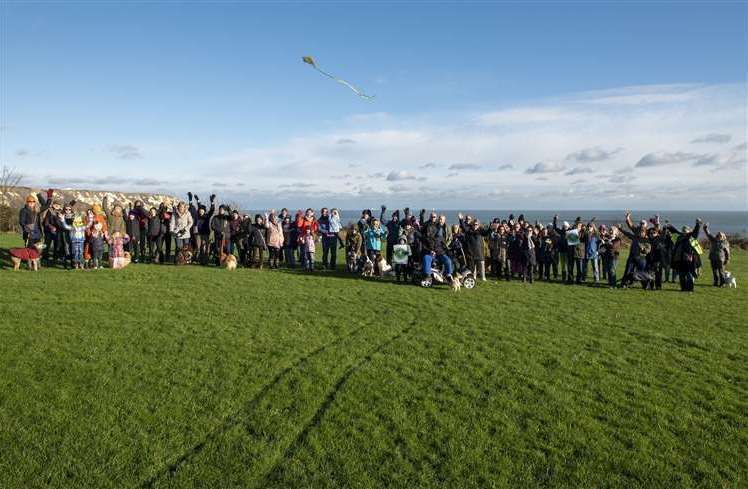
[146,207,162,263]
[668,219,702,292]
[552,215,574,283]
[126,206,143,263]
[245,214,268,268]
[282,215,298,268]
[19,189,52,245]
[460,214,490,281]
[211,205,232,261]
[159,202,175,262]
[103,196,127,237]
[191,194,216,263]
[599,226,622,288]
[703,223,731,287]
[265,212,284,269]
[318,208,341,270]
[419,209,453,279]
[171,201,194,251]
[129,200,149,262]
[382,206,402,264]
[488,222,509,280]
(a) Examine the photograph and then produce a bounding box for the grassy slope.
[0,233,746,488]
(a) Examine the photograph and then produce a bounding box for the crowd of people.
[14,189,734,292]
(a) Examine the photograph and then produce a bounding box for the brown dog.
[221,253,238,271]
[10,244,42,271]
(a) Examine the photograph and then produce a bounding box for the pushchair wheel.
[462,276,476,289]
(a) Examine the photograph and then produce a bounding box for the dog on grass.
[361,256,374,277]
[110,251,132,270]
[724,271,737,288]
[450,272,462,292]
[346,250,360,273]
[10,243,43,271]
[221,253,238,271]
[175,246,193,266]
[376,255,393,277]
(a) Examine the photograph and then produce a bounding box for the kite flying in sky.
[302,56,375,100]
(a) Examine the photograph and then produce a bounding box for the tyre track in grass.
[138,323,369,489]
[255,319,417,488]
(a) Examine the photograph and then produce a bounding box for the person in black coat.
[460,214,489,281]
[190,193,215,264]
[159,202,174,263]
[125,208,143,263]
[19,189,52,246]
[146,207,162,263]
[669,219,702,292]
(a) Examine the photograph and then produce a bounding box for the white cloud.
[635,152,703,167]
[526,162,565,174]
[107,144,143,160]
[565,167,595,176]
[448,163,482,170]
[565,146,623,162]
[386,170,417,181]
[691,133,732,144]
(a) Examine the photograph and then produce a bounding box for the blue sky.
[1,2,746,210]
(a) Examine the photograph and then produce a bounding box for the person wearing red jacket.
[296,208,318,269]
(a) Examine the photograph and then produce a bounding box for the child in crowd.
[302,228,316,272]
[88,221,107,269]
[109,231,130,269]
[392,236,412,282]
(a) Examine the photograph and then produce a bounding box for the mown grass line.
[258,320,417,487]
[139,323,370,488]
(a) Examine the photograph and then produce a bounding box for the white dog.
[724,271,737,288]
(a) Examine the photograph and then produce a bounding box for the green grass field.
[1,233,746,488]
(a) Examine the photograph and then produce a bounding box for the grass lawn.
[0,233,746,488]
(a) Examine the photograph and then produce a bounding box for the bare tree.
[0,165,24,206]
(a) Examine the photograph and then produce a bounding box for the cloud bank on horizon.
[5,82,746,211]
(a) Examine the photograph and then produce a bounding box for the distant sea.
[327,210,747,236]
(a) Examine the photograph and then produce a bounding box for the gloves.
[210,194,216,202]
[46,188,54,199]
[188,192,193,201]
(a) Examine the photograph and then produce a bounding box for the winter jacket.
[211,213,231,237]
[126,211,141,239]
[283,221,298,248]
[171,209,194,239]
[103,198,127,236]
[296,216,319,238]
[194,203,215,236]
[245,222,268,249]
[147,216,162,238]
[705,229,730,264]
[420,220,446,255]
[669,223,701,267]
[461,222,489,261]
[364,227,387,252]
[266,220,284,248]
